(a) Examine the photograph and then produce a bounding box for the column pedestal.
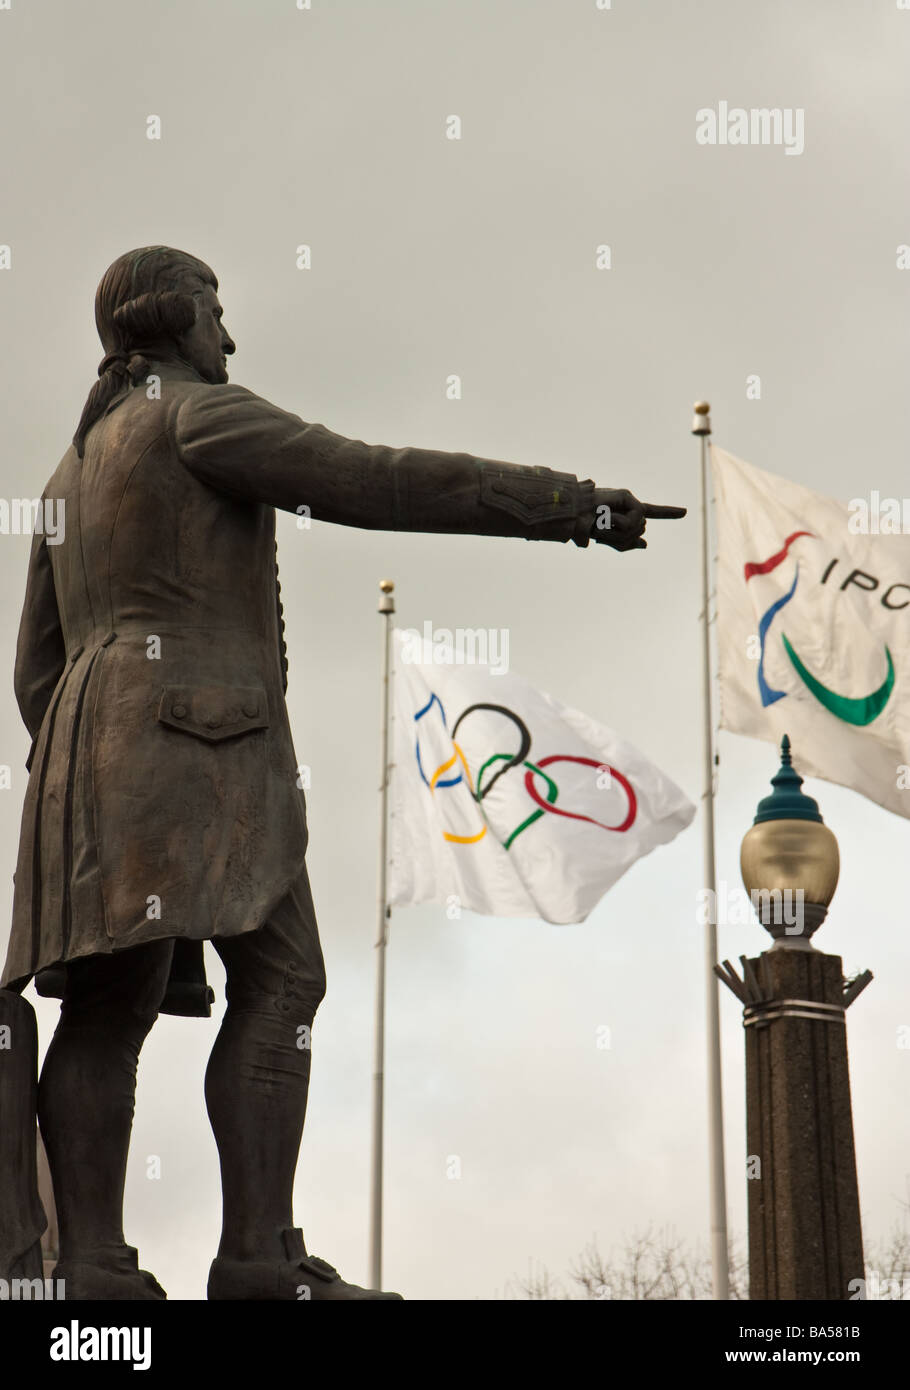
[741,947,864,1300]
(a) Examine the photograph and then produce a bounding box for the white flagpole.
[692,401,730,1299]
[369,578,395,1290]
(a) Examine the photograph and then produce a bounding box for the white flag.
[387,629,695,924]
[713,445,910,818]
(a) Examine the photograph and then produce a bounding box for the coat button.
[206,716,222,729]
[172,704,188,719]
[242,703,259,718]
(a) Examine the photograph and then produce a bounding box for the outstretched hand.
[590,488,687,551]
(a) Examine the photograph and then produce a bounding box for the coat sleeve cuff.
[477,466,598,544]
[571,479,597,547]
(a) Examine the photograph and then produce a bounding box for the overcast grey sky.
[1,0,908,1299]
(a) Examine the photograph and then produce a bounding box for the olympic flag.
[387,629,695,924]
[714,446,910,819]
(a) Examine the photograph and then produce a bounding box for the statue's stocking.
[37,940,173,1260]
[204,996,316,1262]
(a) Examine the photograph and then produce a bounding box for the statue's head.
[74,246,235,457]
[95,245,235,383]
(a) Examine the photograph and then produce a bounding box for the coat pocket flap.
[157,685,270,742]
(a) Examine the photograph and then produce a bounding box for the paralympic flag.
[387,629,695,924]
[713,446,910,819]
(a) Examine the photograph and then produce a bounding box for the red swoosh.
[744,530,813,581]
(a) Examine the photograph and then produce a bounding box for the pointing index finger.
[640,503,687,520]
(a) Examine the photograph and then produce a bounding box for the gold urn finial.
[740,736,840,948]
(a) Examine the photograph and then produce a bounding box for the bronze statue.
[0,246,685,1299]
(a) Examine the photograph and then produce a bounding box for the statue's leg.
[37,939,173,1281]
[206,867,326,1264]
[206,870,402,1298]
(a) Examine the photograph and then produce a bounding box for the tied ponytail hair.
[73,247,217,459]
[73,349,151,460]
[73,289,197,458]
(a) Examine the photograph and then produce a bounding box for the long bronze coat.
[1,358,596,1014]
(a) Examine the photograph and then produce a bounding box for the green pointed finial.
[752,735,824,825]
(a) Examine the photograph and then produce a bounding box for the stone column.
[738,947,867,1299]
[715,736,871,1301]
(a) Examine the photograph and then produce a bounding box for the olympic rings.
[413,692,638,849]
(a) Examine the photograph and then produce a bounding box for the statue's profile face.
[175,277,235,384]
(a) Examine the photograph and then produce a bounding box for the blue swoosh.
[757,566,799,706]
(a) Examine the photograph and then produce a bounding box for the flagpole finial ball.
[379,580,394,593]
[691,401,712,436]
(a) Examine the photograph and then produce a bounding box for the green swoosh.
[781,633,895,726]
